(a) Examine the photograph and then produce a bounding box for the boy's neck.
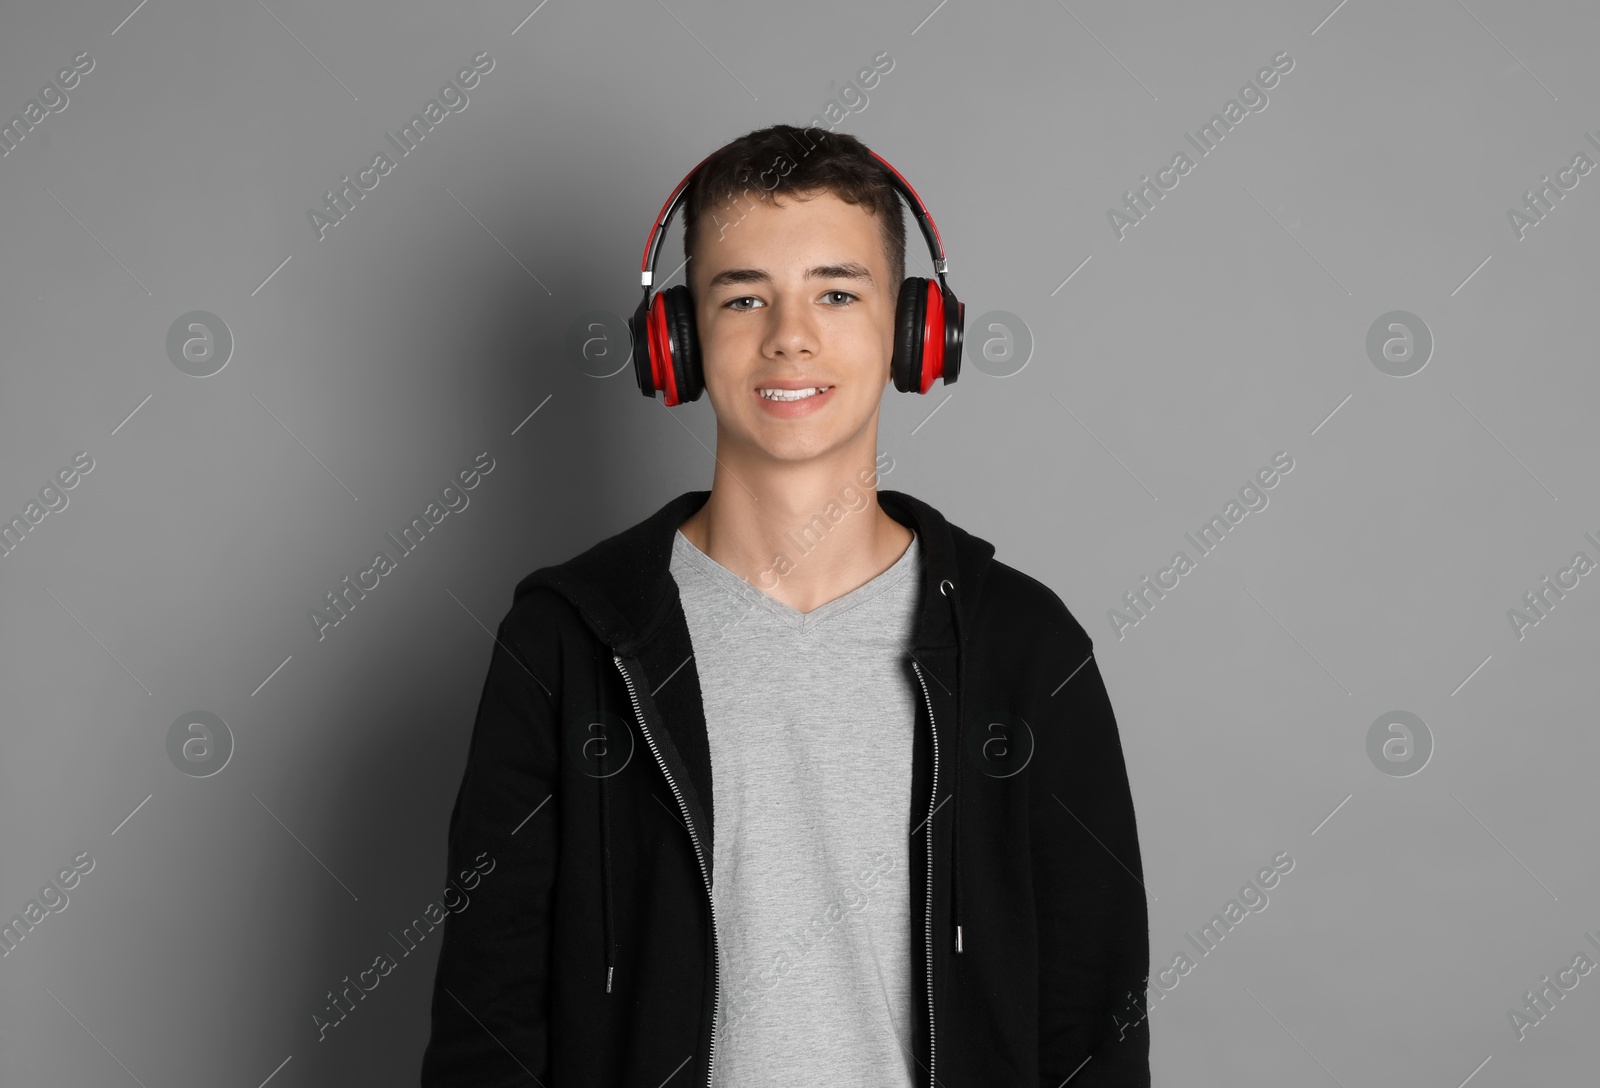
[678,465,914,616]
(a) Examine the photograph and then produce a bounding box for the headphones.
[629,147,963,406]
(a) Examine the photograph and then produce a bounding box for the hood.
[512,488,998,988]
[514,489,995,657]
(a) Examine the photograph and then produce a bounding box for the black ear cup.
[892,277,930,394]
[628,293,658,400]
[661,284,704,404]
[943,287,964,386]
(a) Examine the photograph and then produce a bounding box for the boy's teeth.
[760,386,829,401]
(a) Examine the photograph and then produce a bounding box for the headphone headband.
[636,145,949,290]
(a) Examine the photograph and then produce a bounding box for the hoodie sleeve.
[1035,634,1151,1086]
[420,609,560,1087]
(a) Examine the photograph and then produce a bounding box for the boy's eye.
[723,291,858,311]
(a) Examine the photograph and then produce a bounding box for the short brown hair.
[681,124,907,303]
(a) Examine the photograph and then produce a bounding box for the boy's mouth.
[756,385,834,401]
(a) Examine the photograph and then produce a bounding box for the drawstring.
[598,666,617,993]
[939,576,967,955]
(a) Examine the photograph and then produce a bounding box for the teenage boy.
[420,123,1149,1087]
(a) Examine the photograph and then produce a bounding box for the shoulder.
[504,580,574,622]
[498,581,587,659]
[978,556,1095,655]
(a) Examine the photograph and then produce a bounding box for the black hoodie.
[419,488,1150,1087]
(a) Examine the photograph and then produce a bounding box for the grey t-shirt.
[669,527,922,1088]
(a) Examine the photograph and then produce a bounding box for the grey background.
[2,0,1596,1084]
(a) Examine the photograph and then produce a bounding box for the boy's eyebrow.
[705,262,875,291]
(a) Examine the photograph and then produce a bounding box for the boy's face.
[689,188,897,468]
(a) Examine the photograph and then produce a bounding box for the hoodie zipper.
[910,657,938,1088]
[614,654,721,1088]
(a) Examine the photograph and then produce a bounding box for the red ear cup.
[922,278,944,393]
[647,293,678,404]
[630,285,704,405]
[931,280,963,388]
[891,277,964,393]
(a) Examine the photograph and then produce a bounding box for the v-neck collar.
[671,527,920,636]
